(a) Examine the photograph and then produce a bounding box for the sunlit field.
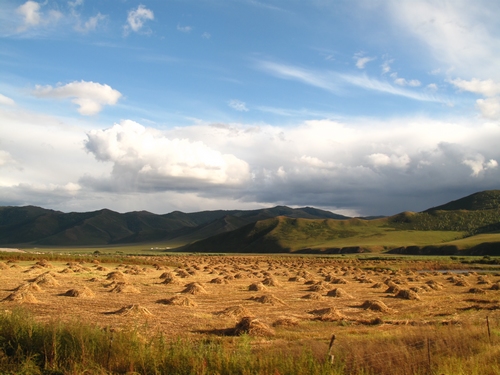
[1,250,499,374]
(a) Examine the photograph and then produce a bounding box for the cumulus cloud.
[124,5,154,35]
[32,81,122,115]
[462,155,498,176]
[0,150,16,167]
[83,120,251,192]
[228,100,249,112]
[0,94,15,106]
[476,97,500,120]
[16,1,62,31]
[450,78,500,97]
[450,78,500,119]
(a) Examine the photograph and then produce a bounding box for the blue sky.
[1,0,500,216]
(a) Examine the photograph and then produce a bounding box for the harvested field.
[1,254,500,374]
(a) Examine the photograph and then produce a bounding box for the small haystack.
[157,295,197,307]
[248,282,267,291]
[262,277,280,287]
[109,282,140,294]
[326,288,352,298]
[63,286,95,298]
[210,277,229,284]
[0,261,9,270]
[330,278,348,284]
[361,300,391,313]
[249,294,285,306]
[214,305,252,318]
[31,272,59,287]
[106,271,125,281]
[308,307,345,321]
[272,316,300,327]
[233,317,275,337]
[3,290,39,304]
[425,280,444,290]
[395,289,420,300]
[468,288,487,294]
[112,304,153,316]
[13,282,42,293]
[181,282,208,295]
[301,292,323,300]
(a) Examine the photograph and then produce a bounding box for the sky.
[1,0,500,217]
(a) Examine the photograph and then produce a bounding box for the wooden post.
[328,334,336,365]
[427,338,432,375]
[487,316,492,344]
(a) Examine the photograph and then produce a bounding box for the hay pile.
[425,280,444,290]
[326,288,352,298]
[112,304,153,316]
[181,282,207,295]
[210,277,228,284]
[158,295,197,307]
[13,282,42,293]
[109,282,140,294]
[262,277,280,287]
[106,271,125,282]
[308,307,345,321]
[3,290,39,304]
[31,272,59,287]
[233,317,275,337]
[301,292,323,300]
[0,261,9,270]
[63,286,95,298]
[272,316,300,327]
[249,294,285,306]
[395,289,420,300]
[468,288,486,294]
[248,282,267,291]
[213,305,252,318]
[361,300,391,312]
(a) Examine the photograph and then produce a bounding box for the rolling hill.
[0,205,348,246]
[1,190,500,254]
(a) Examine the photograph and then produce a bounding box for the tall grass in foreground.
[0,309,499,375]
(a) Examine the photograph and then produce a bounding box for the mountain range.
[1,190,500,255]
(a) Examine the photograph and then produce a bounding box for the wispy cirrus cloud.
[255,60,446,103]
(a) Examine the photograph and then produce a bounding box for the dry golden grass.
[0,254,499,357]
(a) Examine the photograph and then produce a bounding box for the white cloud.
[16,1,62,31]
[228,100,249,112]
[367,153,410,169]
[125,5,154,35]
[256,60,444,103]
[450,78,500,97]
[462,154,498,176]
[394,77,421,87]
[355,56,376,69]
[386,1,500,80]
[83,120,251,190]
[476,97,500,120]
[202,32,211,39]
[0,94,15,106]
[0,150,16,167]
[32,81,122,115]
[75,12,106,33]
[177,24,192,33]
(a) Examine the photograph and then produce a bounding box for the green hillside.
[0,205,348,246]
[179,216,464,253]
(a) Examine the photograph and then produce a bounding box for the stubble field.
[1,254,500,374]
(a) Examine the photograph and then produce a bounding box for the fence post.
[427,338,432,375]
[487,316,492,344]
[328,334,336,365]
